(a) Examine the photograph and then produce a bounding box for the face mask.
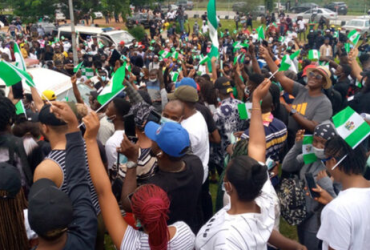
[303,77,308,83]
[140,72,144,77]
[244,60,250,65]
[106,115,116,124]
[333,75,338,80]
[149,78,157,82]
[313,146,326,159]
[101,76,106,81]
[217,97,221,102]
[160,116,178,124]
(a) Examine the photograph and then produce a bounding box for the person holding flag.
[282,122,338,249]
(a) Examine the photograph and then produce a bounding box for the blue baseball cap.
[175,77,197,89]
[144,121,190,157]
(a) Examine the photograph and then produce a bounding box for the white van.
[0,68,94,104]
[57,26,135,48]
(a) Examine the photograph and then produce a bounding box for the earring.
[136,220,142,228]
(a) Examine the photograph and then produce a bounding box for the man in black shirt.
[315,31,325,50]
[120,121,204,233]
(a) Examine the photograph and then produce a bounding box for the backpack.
[277,176,308,226]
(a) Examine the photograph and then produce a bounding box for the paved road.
[186,10,362,22]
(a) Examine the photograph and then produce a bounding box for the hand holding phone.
[305,173,320,198]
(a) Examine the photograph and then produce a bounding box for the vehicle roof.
[58,26,130,34]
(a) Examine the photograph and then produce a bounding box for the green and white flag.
[332,106,370,148]
[278,36,286,43]
[347,30,360,46]
[308,50,320,61]
[170,72,179,82]
[98,41,104,49]
[73,62,83,73]
[207,0,219,72]
[171,51,179,60]
[237,102,252,120]
[15,100,26,116]
[302,135,317,164]
[344,43,351,53]
[97,62,127,106]
[257,25,265,41]
[0,60,35,87]
[14,43,27,71]
[333,31,339,38]
[355,79,362,88]
[199,55,210,65]
[81,67,94,79]
[158,50,171,59]
[279,54,297,73]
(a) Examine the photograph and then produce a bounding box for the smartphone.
[124,114,137,139]
[305,173,320,198]
[147,110,161,124]
[12,82,24,99]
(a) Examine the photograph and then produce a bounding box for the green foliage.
[128,25,146,41]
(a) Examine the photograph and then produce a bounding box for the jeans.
[179,18,184,33]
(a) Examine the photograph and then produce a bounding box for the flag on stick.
[207,0,219,72]
[332,106,370,148]
[308,50,320,61]
[13,43,27,71]
[347,30,360,47]
[302,135,317,164]
[0,60,35,87]
[15,100,26,116]
[257,26,265,41]
[73,62,83,73]
[237,102,252,120]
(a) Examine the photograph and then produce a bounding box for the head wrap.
[314,122,337,141]
[129,101,155,131]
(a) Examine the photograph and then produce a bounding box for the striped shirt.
[47,144,101,215]
[120,221,195,250]
[195,178,276,250]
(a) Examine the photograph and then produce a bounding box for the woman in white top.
[83,112,195,250]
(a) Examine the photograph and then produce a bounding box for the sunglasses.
[308,71,323,80]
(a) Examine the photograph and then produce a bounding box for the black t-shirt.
[144,154,204,233]
[195,102,217,133]
[333,78,350,101]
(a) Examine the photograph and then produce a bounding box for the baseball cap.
[144,121,190,157]
[0,162,21,199]
[175,77,197,89]
[42,90,56,101]
[214,77,233,94]
[168,85,199,102]
[28,178,73,238]
[37,104,67,126]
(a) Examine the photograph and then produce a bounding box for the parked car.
[324,2,348,15]
[290,3,318,13]
[274,2,286,12]
[38,22,56,35]
[232,2,248,11]
[343,19,370,35]
[175,0,194,10]
[93,12,103,19]
[297,8,338,21]
[126,13,162,29]
[161,4,178,14]
[254,5,266,17]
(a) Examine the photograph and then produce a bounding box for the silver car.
[343,19,370,35]
[298,8,338,21]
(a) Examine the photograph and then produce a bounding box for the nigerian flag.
[333,31,339,38]
[332,106,370,148]
[279,54,297,73]
[279,36,286,43]
[73,61,83,73]
[15,100,26,116]
[171,51,179,60]
[344,43,351,53]
[170,72,179,82]
[257,26,265,41]
[0,60,35,87]
[308,50,320,61]
[97,62,127,106]
[199,55,210,65]
[159,50,171,59]
[347,30,360,46]
[14,43,27,71]
[81,67,94,79]
[302,135,317,164]
[237,102,252,120]
[207,0,219,72]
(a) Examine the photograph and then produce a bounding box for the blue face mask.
[333,75,338,80]
[101,76,106,81]
[140,72,144,77]
[160,116,178,124]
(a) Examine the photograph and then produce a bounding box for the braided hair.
[131,184,170,250]
[0,96,16,131]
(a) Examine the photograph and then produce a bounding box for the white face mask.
[160,116,178,124]
[106,115,116,124]
[303,76,308,83]
[149,78,157,82]
[313,146,325,159]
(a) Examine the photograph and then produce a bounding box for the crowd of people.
[1,4,370,250]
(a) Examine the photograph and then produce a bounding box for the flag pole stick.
[77,87,126,128]
[268,69,279,80]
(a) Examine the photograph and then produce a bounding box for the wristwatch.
[126,161,138,169]
[290,109,297,116]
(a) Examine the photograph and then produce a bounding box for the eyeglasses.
[321,154,348,170]
[308,71,323,80]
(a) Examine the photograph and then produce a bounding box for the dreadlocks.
[0,189,29,250]
[0,96,16,132]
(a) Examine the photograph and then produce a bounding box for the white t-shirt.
[0,47,11,59]
[317,187,370,250]
[195,177,276,250]
[251,33,258,43]
[105,130,125,170]
[298,20,305,30]
[120,221,195,250]
[202,25,209,33]
[181,111,209,183]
